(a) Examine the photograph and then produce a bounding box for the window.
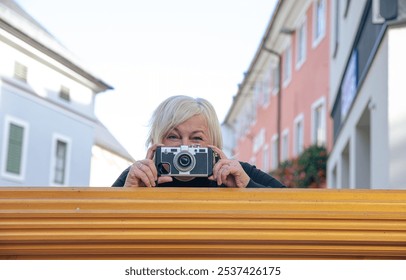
[50,135,71,185]
[1,116,28,181]
[59,86,71,102]
[54,140,67,184]
[272,64,280,95]
[283,45,292,86]
[312,97,326,146]
[271,134,279,170]
[14,61,27,82]
[253,128,265,154]
[263,62,272,106]
[296,19,307,68]
[254,79,263,107]
[281,129,289,162]
[333,0,340,57]
[294,114,304,156]
[344,0,351,18]
[263,145,270,172]
[236,102,254,139]
[313,0,326,47]
[263,76,270,105]
[249,97,257,125]
[6,124,24,174]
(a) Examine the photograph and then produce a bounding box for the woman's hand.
[208,145,250,188]
[124,144,173,187]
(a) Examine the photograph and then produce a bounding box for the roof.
[0,0,113,93]
[94,120,135,162]
[1,0,52,34]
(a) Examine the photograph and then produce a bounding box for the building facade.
[90,120,134,187]
[223,0,332,182]
[328,0,406,189]
[0,0,130,187]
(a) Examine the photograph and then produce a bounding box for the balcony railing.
[1,187,405,259]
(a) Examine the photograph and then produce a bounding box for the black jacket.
[112,161,286,188]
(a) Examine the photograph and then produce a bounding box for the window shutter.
[6,124,24,174]
[59,86,71,102]
[14,62,28,82]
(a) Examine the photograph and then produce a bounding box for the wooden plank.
[0,187,405,259]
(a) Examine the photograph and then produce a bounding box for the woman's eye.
[193,137,203,141]
[167,135,178,139]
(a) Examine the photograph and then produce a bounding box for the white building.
[0,0,132,186]
[328,0,406,189]
[90,120,133,187]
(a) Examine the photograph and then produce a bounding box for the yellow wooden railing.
[0,187,406,259]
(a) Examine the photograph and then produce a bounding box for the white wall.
[328,30,389,189]
[388,26,406,188]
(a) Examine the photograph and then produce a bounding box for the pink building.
[223,0,332,175]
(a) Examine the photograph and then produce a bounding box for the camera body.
[155,145,217,177]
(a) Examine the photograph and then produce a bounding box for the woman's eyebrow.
[191,130,206,134]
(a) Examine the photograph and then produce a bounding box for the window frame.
[283,44,292,87]
[294,114,305,157]
[49,133,72,186]
[313,0,326,48]
[271,134,279,170]
[311,97,327,146]
[296,17,307,69]
[281,128,289,162]
[272,63,280,96]
[263,61,273,107]
[263,144,270,173]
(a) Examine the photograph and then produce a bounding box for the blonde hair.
[146,95,223,149]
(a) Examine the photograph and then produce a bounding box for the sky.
[16,0,277,160]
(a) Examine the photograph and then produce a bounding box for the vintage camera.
[155,145,218,177]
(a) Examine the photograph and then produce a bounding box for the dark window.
[54,140,68,184]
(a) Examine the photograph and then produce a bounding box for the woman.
[112,95,285,188]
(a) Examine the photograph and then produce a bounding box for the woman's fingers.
[212,159,227,180]
[125,159,157,187]
[134,160,156,187]
[157,176,173,185]
[212,159,249,188]
[217,163,231,186]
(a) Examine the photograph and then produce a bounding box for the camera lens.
[178,154,192,167]
[173,150,196,173]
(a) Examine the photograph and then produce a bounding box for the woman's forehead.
[168,114,209,133]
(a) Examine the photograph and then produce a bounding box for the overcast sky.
[16,0,277,160]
